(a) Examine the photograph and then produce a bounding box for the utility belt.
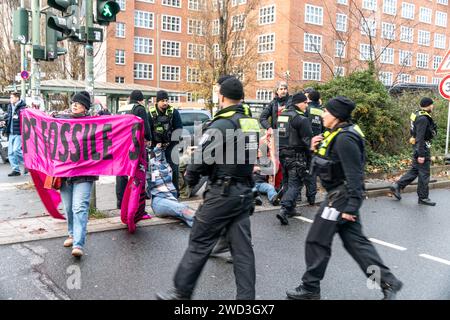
[209,175,253,196]
[279,147,308,158]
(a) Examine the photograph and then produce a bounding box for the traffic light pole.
[31,0,41,98]
[20,0,26,99]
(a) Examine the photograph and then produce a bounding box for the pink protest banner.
[21,108,149,232]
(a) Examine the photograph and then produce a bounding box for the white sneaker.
[63,237,73,247]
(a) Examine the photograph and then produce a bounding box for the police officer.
[148,90,183,197]
[275,92,312,225]
[390,97,437,206]
[286,96,403,300]
[115,90,152,209]
[259,81,290,132]
[156,77,259,300]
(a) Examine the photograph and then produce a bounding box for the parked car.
[178,109,211,147]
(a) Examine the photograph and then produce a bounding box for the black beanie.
[325,96,356,121]
[219,77,244,100]
[217,75,234,85]
[156,90,169,102]
[130,90,144,103]
[291,92,308,105]
[420,97,433,108]
[72,91,91,110]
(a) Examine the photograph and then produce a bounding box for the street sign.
[20,70,30,80]
[435,49,450,75]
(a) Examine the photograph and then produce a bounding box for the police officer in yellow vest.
[390,97,437,206]
[275,92,312,225]
[156,77,259,300]
[286,96,402,300]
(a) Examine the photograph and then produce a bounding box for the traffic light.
[47,0,80,39]
[96,0,120,26]
[46,14,68,61]
[13,8,29,44]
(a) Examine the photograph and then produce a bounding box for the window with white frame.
[381,47,394,64]
[434,33,446,49]
[334,66,345,77]
[398,74,411,83]
[399,50,412,66]
[360,44,375,60]
[188,0,206,10]
[400,26,413,43]
[335,40,346,58]
[336,13,347,32]
[433,56,443,70]
[188,19,204,35]
[161,65,181,82]
[187,67,201,83]
[135,11,154,29]
[363,0,377,11]
[401,2,415,19]
[256,90,273,101]
[259,5,276,25]
[232,15,245,32]
[115,50,125,65]
[116,23,125,38]
[437,0,448,5]
[382,22,395,40]
[379,72,393,85]
[232,67,245,81]
[186,92,196,103]
[232,40,245,57]
[383,0,397,15]
[212,0,224,11]
[432,77,442,85]
[115,76,125,84]
[117,0,125,10]
[258,33,275,53]
[416,75,427,84]
[161,40,181,57]
[212,19,220,36]
[134,63,153,80]
[337,0,348,5]
[418,30,431,46]
[361,18,376,37]
[137,0,155,2]
[257,62,274,80]
[304,33,322,53]
[435,11,447,27]
[305,4,323,25]
[187,43,206,60]
[168,96,180,104]
[303,62,321,80]
[212,44,221,59]
[162,15,181,33]
[162,0,181,8]
[134,37,153,55]
[232,0,247,5]
[419,7,432,23]
[416,53,429,68]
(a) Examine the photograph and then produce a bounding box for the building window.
[232,14,246,31]
[161,65,181,82]
[137,0,155,2]
[258,33,275,53]
[161,40,181,57]
[117,0,125,10]
[434,33,446,49]
[419,7,432,23]
[187,43,206,60]
[162,15,181,33]
[134,63,153,80]
[380,47,394,64]
[135,11,154,29]
[115,76,125,83]
[168,96,180,104]
[188,0,206,11]
[399,50,412,66]
[398,74,411,83]
[337,0,348,5]
[381,22,395,40]
[303,62,321,81]
[416,53,429,69]
[231,40,246,57]
[259,5,276,25]
[401,2,415,20]
[304,33,322,53]
[334,66,345,77]
[435,11,448,27]
[437,0,448,5]
[115,49,125,65]
[187,67,201,83]
[335,40,346,58]
[363,0,377,11]
[383,0,397,15]
[432,77,442,85]
[433,56,443,70]
[162,0,181,8]
[212,0,224,11]
[116,23,125,38]
[188,19,204,35]
[360,44,375,61]
[400,26,413,43]
[418,30,430,46]
[379,72,393,85]
[336,13,347,32]
[361,18,376,37]
[134,37,153,55]
[416,75,428,84]
[256,89,273,101]
[212,19,220,36]
[212,44,221,59]
[305,4,323,25]
[257,62,274,80]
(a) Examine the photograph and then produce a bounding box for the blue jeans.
[60,181,93,249]
[8,134,24,172]
[254,182,277,202]
[151,196,194,227]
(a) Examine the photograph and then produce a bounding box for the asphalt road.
[1,188,450,300]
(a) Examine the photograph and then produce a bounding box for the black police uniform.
[395,110,437,202]
[275,105,312,224]
[259,95,290,129]
[115,101,152,209]
[287,123,402,299]
[170,104,259,300]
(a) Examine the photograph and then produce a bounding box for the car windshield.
[180,112,210,127]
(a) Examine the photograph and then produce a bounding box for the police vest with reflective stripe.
[308,106,324,136]
[277,109,306,150]
[150,105,174,143]
[409,110,436,143]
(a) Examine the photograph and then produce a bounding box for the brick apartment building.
[103,0,450,105]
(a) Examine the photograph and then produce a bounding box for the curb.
[365,179,450,198]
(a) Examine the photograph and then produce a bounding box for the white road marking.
[293,216,313,223]
[419,254,450,266]
[368,238,407,251]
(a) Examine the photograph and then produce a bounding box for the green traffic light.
[102,4,113,17]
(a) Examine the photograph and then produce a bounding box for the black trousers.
[173,182,256,300]
[396,155,431,199]
[280,153,307,210]
[300,171,318,200]
[116,176,129,208]
[165,147,179,197]
[301,200,399,292]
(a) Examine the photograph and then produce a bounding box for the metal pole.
[20,0,26,99]
[156,13,160,90]
[30,0,40,98]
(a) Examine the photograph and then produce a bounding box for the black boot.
[254,195,263,206]
[156,287,191,300]
[286,285,320,300]
[390,183,401,200]
[8,171,20,177]
[382,281,403,300]
[418,198,436,206]
[307,196,315,205]
[276,209,289,225]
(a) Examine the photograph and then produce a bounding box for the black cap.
[217,75,234,85]
[420,97,434,108]
[325,96,356,121]
[219,77,244,100]
[129,90,144,103]
[291,92,308,105]
[72,91,91,110]
[156,90,169,102]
